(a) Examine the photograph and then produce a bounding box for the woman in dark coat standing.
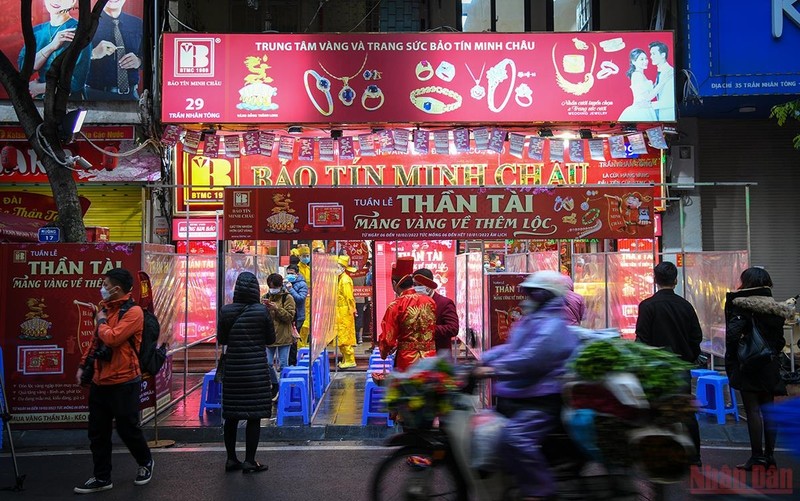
[218,272,276,474]
[724,267,793,471]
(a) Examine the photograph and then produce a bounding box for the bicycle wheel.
[370,446,466,501]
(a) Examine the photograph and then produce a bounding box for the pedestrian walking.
[635,261,703,466]
[218,271,276,474]
[74,268,153,494]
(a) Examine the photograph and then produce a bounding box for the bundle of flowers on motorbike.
[564,338,696,482]
[384,356,462,429]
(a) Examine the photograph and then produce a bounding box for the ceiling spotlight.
[287,126,303,134]
[538,128,553,137]
[579,129,593,139]
[622,124,639,133]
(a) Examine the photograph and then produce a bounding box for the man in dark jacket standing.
[635,261,703,465]
[412,268,459,354]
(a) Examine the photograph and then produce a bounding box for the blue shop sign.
[685,0,800,97]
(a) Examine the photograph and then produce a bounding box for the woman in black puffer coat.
[724,267,794,471]
[218,271,276,474]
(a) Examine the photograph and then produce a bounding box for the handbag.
[737,316,775,372]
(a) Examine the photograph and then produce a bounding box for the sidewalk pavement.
[9,369,764,452]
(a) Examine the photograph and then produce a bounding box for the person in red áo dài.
[378,257,437,372]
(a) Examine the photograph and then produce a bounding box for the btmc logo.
[175,38,215,77]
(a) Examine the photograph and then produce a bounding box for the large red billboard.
[0,243,141,424]
[161,32,676,124]
[0,0,146,102]
[223,186,655,242]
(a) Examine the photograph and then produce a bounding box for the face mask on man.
[336,265,345,275]
[100,285,116,301]
[286,274,297,282]
[300,256,311,264]
[413,285,429,295]
[269,287,281,295]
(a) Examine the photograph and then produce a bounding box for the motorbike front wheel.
[370,446,467,501]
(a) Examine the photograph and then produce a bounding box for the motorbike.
[369,366,647,501]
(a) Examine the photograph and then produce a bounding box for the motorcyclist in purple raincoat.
[477,271,579,501]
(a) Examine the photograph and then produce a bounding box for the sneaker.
[134,459,154,486]
[74,477,113,494]
[272,389,280,402]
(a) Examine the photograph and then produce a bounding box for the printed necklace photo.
[318,54,368,106]
[464,62,486,100]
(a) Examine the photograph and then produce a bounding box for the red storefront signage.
[175,142,663,213]
[0,243,141,424]
[223,186,655,242]
[162,32,675,124]
[0,126,162,182]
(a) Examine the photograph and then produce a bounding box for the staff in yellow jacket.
[334,254,358,368]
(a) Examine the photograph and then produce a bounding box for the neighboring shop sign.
[0,243,141,424]
[172,218,220,240]
[0,126,161,182]
[223,186,655,242]
[175,142,663,213]
[1,191,91,222]
[686,0,800,96]
[0,0,146,102]
[485,274,527,348]
[162,31,675,124]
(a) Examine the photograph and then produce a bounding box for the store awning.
[0,213,44,242]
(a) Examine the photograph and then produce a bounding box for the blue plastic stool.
[369,360,393,372]
[696,374,739,424]
[298,347,310,361]
[310,357,325,401]
[198,369,222,417]
[276,377,310,425]
[690,369,718,379]
[361,377,394,426]
[321,350,331,387]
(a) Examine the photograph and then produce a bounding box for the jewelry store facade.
[162,30,676,344]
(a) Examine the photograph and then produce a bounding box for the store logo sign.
[175,38,215,77]
[233,192,250,208]
[773,0,800,38]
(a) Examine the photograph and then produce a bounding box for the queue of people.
[72,257,795,496]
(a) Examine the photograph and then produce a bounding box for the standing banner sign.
[162,31,675,124]
[223,186,655,242]
[0,243,141,424]
[485,274,528,348]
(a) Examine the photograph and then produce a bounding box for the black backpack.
[119,298,167,376]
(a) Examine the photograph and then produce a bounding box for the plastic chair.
[361,377,394,426]
[198,369,222,417]
[696,374,739,424]
[276,377,310,425]
[690,369,718,379]
[298,347,310,362]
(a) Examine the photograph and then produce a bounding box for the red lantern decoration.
[101,146,118,171]
[1,145,18,172]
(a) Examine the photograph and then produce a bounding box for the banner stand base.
[147,439,176,449]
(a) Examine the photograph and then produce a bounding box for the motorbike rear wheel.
[370,446,467,501]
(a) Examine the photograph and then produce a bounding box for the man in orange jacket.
[74,268,153,494]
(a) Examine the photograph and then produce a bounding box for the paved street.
[0,442,797,500]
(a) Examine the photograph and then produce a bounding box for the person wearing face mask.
[74,268,153,494]
[284,263,307,365]
[333,255,359,368]
[412,268,459,355]
[262,273,296,401]
[473,270,578,501]
[379,257,437,372]
[296,245,312,348]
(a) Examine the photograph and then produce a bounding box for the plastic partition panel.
[466,253,484,354]
[310,254,339,362]
[671,251,749,358]
[455,253,468,344]
[504,253,527,273]
[606,253,655,340]
[526,251,560,273]
[573,253,608,330]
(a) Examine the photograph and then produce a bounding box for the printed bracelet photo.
[409,86,463,114]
